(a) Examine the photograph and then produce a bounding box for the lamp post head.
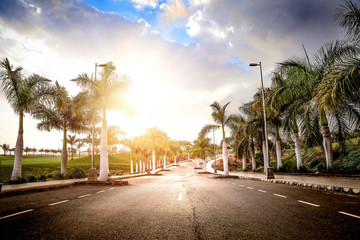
[249,63,260,67]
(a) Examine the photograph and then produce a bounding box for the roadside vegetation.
[201,1,360,175]
[0,153,132,183]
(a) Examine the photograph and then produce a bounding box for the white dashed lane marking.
[48,200,69,206]
[178,192,183,201]
[78,194,91,199]
[0,209,34,220]
[96,190,106,194]
[247,187,254,190]
[258,190,267,193]
[108,187,115,190]
[298,200,320,207]
[338,211,360,219]
[273,194,287,198]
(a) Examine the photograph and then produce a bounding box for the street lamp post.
[88,62,107,181]
[249,62,274,179]
[213,128,217,173]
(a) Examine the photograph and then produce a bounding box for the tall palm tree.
[192,136,211,171]
[67,135,80,160]
[72,62,133,181]
[276,41,358,171]
[0,58,54,180]
[24,147,31,156]
[33,82,87,175]
[144,128,169,173]
[82,135,92,156]
[108,125,126,155]
[200,101,235,176]
[1,144,10,156]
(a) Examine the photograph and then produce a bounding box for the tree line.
[198,0,360,175]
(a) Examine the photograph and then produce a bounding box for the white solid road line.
[78,194,92,199]
[258,190,267,193]
[338,211,360,219]
[247,187,254,190]
[178,192,183,201]
[0,209,34,220]
[97,190,106,194]
[273,194,287,198]
[298,200,320,207]
[49,200,69,206]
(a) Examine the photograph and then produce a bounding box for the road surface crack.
[192,206,202,240]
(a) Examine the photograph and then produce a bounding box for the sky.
[0,0,356,152]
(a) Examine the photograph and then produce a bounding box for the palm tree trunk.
[11,110,24,180]
[275,124,282,170]
[163,155,166,169]
[262,141,268,170]
[293,132,302,170]
[204,157,207,172]
[250,145,256,171]
[276,140,282,170]
[130,159,133,174]
[136,161,138,173]
[152,149,156,174]
[322,126,334,171]
[222,140,229,176]
[242,153,246,171]
[175,156,177,165]
[61,126,68,176]
[99,107,109,182]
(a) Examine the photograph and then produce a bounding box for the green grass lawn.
[0,152,133,183]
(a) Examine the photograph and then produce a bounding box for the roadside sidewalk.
[204,159,360,195]
[0,164,180,195]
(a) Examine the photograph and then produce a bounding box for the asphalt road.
[1,161,360,240]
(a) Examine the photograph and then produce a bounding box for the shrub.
[26,175,37,182]
[254,166,264,172]
[341,149,360,173]
[50,170,64,180]
[6,177,27,184]
[298,166,310,173]
[66,168,87,179]
[279,158,296,173]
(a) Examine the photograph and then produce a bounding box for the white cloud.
[159,0,190,26]
[131,0,158,9]
[0,0,348,148]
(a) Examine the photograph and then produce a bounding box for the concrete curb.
[0,165,180,196]
[0,181,85,196]
[236,175,360,195]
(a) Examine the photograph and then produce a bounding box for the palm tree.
[144,128,169,173]
[200,101,235,176]
[67,135,80,160]
[192,136,211,171]
[108,125,126,155]
[24,147,31,156]
[335,0,360,42]
[1,144,10,156]
[82,135,92,156]
[121,138,134,173]
[72,62,133,181]
[277,41,358,171]
[0,58,54,180]
[32,148,37,156]
[33,82,87,175]
[76,141,85,158]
